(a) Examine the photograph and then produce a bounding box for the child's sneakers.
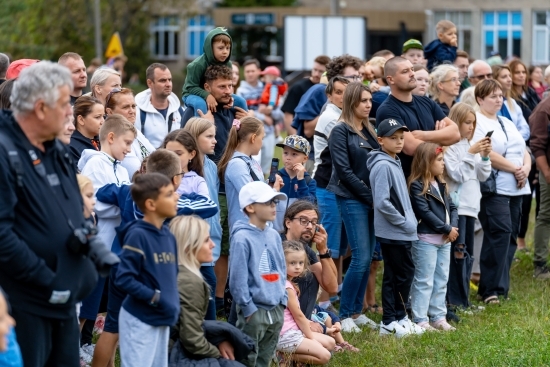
[379,321,410,338]
[340,318,361,333]
[398,316,425,335]
[430,319,456,331]
[353,314,378,329]
[416,321,438,332]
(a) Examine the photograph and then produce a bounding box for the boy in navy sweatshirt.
[116,173,180,367]
[229,181,288,367]
[366,118,420,338]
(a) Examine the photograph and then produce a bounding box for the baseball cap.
[276,135,311,156]
[377,118,409,137]
[239,181,287,210]
[6,59,40,80]
[260,66,281,77]
[402,39,424,54]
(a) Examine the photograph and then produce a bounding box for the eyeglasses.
[292,217,318,227]
[105,88,122,107]
[442,77,460,84]
[343,75,362,81]
[472,73,493,80]
[260,199,280,206]
[174,171,186,177]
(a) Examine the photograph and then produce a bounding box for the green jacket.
[182,27,233,100]
[175,265,220,359]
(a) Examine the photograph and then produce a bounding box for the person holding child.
[424,20,458,71]
[409,142,459,331]
[229,181,288,367]
[367,118,424,337]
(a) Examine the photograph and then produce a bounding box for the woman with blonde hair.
[429,64,461,115]
[90,68,122,105]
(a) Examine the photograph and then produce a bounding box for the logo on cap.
[388,119,398,126]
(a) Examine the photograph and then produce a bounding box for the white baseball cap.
[239,181,287,210]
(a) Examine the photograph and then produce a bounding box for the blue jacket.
[0,327,23,367]
[96,184,218,254]
[424,39,457,71]
[203,156,222,265]
[115,220,179,326]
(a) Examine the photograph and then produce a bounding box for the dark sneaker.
[534,265,550,280]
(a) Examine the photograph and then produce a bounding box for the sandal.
[483,295,500,305]
[336,342,360,352]
[333,344,344,353]
[365,304,383,314]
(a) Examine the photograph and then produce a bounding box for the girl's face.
[196,232,215,264]
[497,69,512,92]
[251,125,265,156]
[112,94,137,124]
[459,112,476,140]
[165,141,196,173]
[286,250,306,279]
[353,90,372,120]
[231,64,240,86]
[430,153,445,177]
[197,126,217,155]
[82,183,96,219]
[412,69,429,96]
[0,295,15,352]
[512,64,527,87]
[531,67,543,83]
[78,103,104,137]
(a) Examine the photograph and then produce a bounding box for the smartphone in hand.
[268,158,279,184]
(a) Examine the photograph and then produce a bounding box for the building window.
[186,15,214,60]
[482,11,522,59]
[433,11,472,54]
[150,16,180,60]
[533,11,550,64]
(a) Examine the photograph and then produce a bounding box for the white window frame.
[533,10,550,65]
[186,15,214,60]
[432,11,472,54]
[481,11,523,59]
[150,16,181,60]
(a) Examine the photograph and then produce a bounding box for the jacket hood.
[367,149,402,171]
[134,89,181,114]
[77,149,116,171]
[116,219,164,246]
[230,219,264,238]
[424,39,442,56]
[203,27,232,66]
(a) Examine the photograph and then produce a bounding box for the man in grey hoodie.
[367,118,420,337]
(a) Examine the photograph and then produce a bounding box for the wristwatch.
[318,249,332,259]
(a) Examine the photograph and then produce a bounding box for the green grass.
[328,201,550,367]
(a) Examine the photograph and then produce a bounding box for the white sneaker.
[379,321,410,338]
[340,317,361,333]
[398,316,425,335]
[353,314,378,329]
[79,346,93,364]
[81,343,95,360]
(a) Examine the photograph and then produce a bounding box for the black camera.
[67,221,120,277]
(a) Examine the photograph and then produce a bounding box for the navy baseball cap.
[377,118,409,137]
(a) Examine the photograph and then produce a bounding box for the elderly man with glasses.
[467,60,493,87]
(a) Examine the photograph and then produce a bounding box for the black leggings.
[519,166,540,238]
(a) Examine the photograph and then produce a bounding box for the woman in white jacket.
[444,103,492,309]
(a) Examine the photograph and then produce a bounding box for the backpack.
[140,106,185,135]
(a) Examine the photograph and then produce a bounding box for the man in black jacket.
[0,61,97,367]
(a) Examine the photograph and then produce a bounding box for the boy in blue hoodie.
[424,20,458,71]
[274,135,317,231]
[93,149,217,367]
[229,181,288,367]
[366,118,420,338]
[116,173,180,367]
[182,27,247,115]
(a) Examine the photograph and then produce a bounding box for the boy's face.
[0,294,15,352]
[440,27,458,47]
[283,146,307,171]
[151,184,179,218]
[109,131,135,161]
[246,200,278,222]
[212,41,230,63]
[328,81,347,109]
[403,49,424,66]
[378,130,405,156]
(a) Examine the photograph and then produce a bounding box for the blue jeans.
[411,240,451,323]
[336,196,375,318]
[184,94,248,116]
[317,188,347,258]
[200,266,217,321]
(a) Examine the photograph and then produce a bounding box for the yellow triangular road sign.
[105,32,124,59]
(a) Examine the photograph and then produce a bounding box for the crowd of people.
[1,17,550,367]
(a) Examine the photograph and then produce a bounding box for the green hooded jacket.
[182,27,232,100]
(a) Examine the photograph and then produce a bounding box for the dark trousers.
[380,242,415,324]
[519,166,540,238]
[447,215,475,308]
[478,195,522,299]
[200,265,217,321]
[13,308,80,367]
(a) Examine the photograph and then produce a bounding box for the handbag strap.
[493,116,508,178]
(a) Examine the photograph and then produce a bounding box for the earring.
[189,159,192,163]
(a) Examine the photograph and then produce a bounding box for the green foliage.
[218,0,295,7]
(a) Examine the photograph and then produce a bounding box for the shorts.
[276,329,304,353]
[372,241,383,262]
[219,194,230,256]
[104,264,126,333]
